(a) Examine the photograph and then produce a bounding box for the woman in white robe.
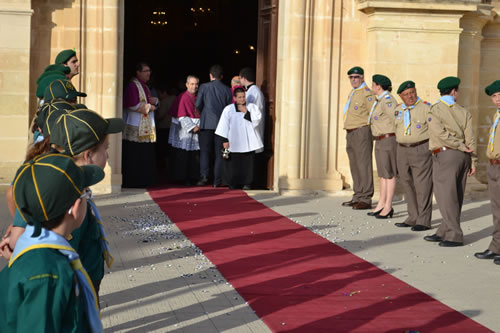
[215,87,263,189]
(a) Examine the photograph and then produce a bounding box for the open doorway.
[124,0,276,189]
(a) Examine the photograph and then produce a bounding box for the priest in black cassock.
[215,87,263,189]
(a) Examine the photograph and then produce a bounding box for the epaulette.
[365,87,370,91]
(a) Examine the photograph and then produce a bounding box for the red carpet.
[148,186,492,332]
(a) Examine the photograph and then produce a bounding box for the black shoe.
[411,225,431,232]
[213,183,222,188]
[494,257,500,265]
[196,177,209,186]
[367,208,383,216]
[375,208,394,219]
[439,240,463,247]
[352,202,371,210]
[474,249,500,259]
[242,185,252,190]
[395,222,412,228]
[424,234,442,242]
[342,200,357,207]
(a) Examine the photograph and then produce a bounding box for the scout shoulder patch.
[385,95,390,99]
[424,101,431,106]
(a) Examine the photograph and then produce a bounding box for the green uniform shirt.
[12,204,104,282]
[0,248,89,332]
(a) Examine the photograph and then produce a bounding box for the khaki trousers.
[433,149,471,242]
[396,142,433,227]
[346,126,374,204]
[487,163,500,253]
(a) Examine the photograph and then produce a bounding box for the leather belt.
[432,147,452,155]
[346,125,368,133]
[490,159,500,165]
[398,139,429,148]
[373,133,396,140]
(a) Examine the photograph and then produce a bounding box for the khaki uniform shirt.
[370,92,397,136]
[394,99,431,144]
[428,99,477,168]
[486,111,500,160]
[344,84,375,130]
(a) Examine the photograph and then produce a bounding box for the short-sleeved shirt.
[0,248,89,332]
[344,85,375,130]
[486,111,500,160]
[370,92,397,136]
[394,99,431,144]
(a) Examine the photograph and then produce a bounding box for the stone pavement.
[1,187,499,332]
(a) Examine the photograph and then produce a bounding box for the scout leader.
[0,154,104,332]
[474,80,500,264]
[424,76,476,247]
[342,66,376,210]
[393,81,433,232]
[367,74,398,219]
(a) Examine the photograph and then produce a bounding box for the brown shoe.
[352,201,371,210]
[341,200,357,207]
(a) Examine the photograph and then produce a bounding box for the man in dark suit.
[195,64,232,186]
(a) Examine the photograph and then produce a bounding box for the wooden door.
[256,0,278,189]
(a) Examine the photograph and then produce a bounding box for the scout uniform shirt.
[1,248,90,332]
[394,98,431,144]
[487,109,500,160]
[428,97,477,167]
[344,83,375,130]
[369,91,397,136]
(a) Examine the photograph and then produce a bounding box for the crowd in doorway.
[122,63,267,190]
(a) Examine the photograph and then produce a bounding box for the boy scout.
[342,66,376,210]
[424,77,476,247]
[393,81,433,231]
[0,154,104,332]
[474,80,500,263]
[368,74,397,219]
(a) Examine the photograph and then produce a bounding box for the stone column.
[29,0,123,193]
[275,0,344,194]
[0,1,32,185]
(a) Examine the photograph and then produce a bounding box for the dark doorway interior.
[124,0,273,188]
[124,0,258,87]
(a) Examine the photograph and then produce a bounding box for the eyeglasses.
[349,75,362,79]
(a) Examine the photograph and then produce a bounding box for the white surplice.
[245,85,265,153]
[215,103,263,153]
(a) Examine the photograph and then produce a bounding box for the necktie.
[88,199,114,269]
[489,110,500,152]
[344,82,366,121]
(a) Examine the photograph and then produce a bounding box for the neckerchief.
[439,95,455,107]
[9,225,102,333]
[368,90,388,124]
[88,200,113,269]
[344,82,367,121]
[401,97,422,136]
[489,109,500,152]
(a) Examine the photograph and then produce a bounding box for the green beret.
[485,80,500,96]
[50,109,124,156]
[437,76,460,92]
[44,79,87,103]
[13,153,104,229]
[55,49,76,64]
[347,66,364,75]
[35,64,71,98]
[372,74,391,88]
[397,81,416,94]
